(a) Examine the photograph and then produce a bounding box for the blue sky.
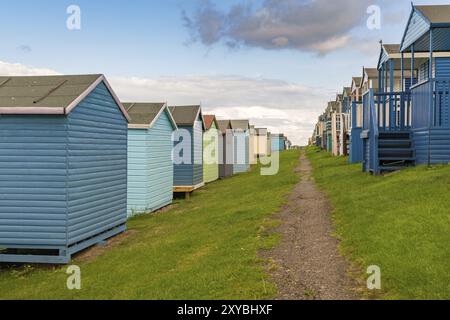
[0,0,448,144]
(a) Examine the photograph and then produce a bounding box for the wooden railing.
[362,90,379,173]
[363,90,412,132]
[433,78,450,127]
[369,90,379,173]
[411,78,450,128]
[411,81,431,129]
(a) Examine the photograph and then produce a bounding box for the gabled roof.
[123,102,177,130]
[360,68,379,89]
[416,5,450,24]
[399,5,450,52]
[216,120,232,134]
[168,105,204,128]
[0,74,130,121]
[342,87,351,96]
[378,43,401,69]
[203,114,218,130]
[352,77,362,89]
[230,120,250,130]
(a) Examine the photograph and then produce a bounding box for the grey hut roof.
[230,120,250,130]
[0,74,130,120]
[416,5,450,24]
[168,105,203,127]
[123,102,177,129]
[217,120,231,134]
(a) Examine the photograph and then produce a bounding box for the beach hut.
[0,74,130,264]
[341,87,352,156]
[271,134,285,152]
[267,132,272,156]
[124,103,178,217]
[349,77,364,163]
[170,105,205,196]
[249,125,257,164]
[217,120,234,179]
[230,120,250,174]
[203,115,220,183]
[255,128,268,157]
[362,4,450,174]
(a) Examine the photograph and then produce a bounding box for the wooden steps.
[377,131,415,173]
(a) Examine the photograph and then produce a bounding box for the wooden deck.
[173,182,205,199]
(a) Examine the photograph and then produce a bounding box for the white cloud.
[0,60,328,145]
[109,74,331,145]
[0,60,59,76]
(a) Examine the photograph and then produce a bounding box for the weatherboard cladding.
[271,135,285,152]
[401,9,430,51]
[217,120,234,178]
[127,108,175,217]
[203,119,219,183]
[0,81,128,250]
[173,110,204,187]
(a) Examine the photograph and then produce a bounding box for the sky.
[0,0,448,145]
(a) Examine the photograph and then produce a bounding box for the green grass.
[0,150,300,300]
[305,147,450,300]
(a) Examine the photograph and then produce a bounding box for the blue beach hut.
[169,105,205,196]
[0,74,130,264]
[123,103,178,217]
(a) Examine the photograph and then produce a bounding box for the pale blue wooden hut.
[169,105,205,196]
[0,75,130,264]
[271,134,285,152]
[230,120,250,174]
[123,103,178,217]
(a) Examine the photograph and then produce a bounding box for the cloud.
[110,74,332,145]
[16,45,32,54]
[0,60,59,76]
[183,0,372,55]
[0,60,326,145]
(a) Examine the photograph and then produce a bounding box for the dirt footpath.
[264,150,359,300]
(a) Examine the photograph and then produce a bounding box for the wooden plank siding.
[127,110,174,217]
[203,121,219,183]
[401,10,430,51]
[173,115,204,187]
[66,82,128,245]
[233,131,250,174]
[0,115,68,248]
[0,81,128,251]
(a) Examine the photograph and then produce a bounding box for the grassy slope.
[0,150,300,300]
[305,147,450,300]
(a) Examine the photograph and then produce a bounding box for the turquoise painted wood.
[127,110,175,217]
[0,82,128,262]
[173,116,204,186]
[271,135,285,152]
